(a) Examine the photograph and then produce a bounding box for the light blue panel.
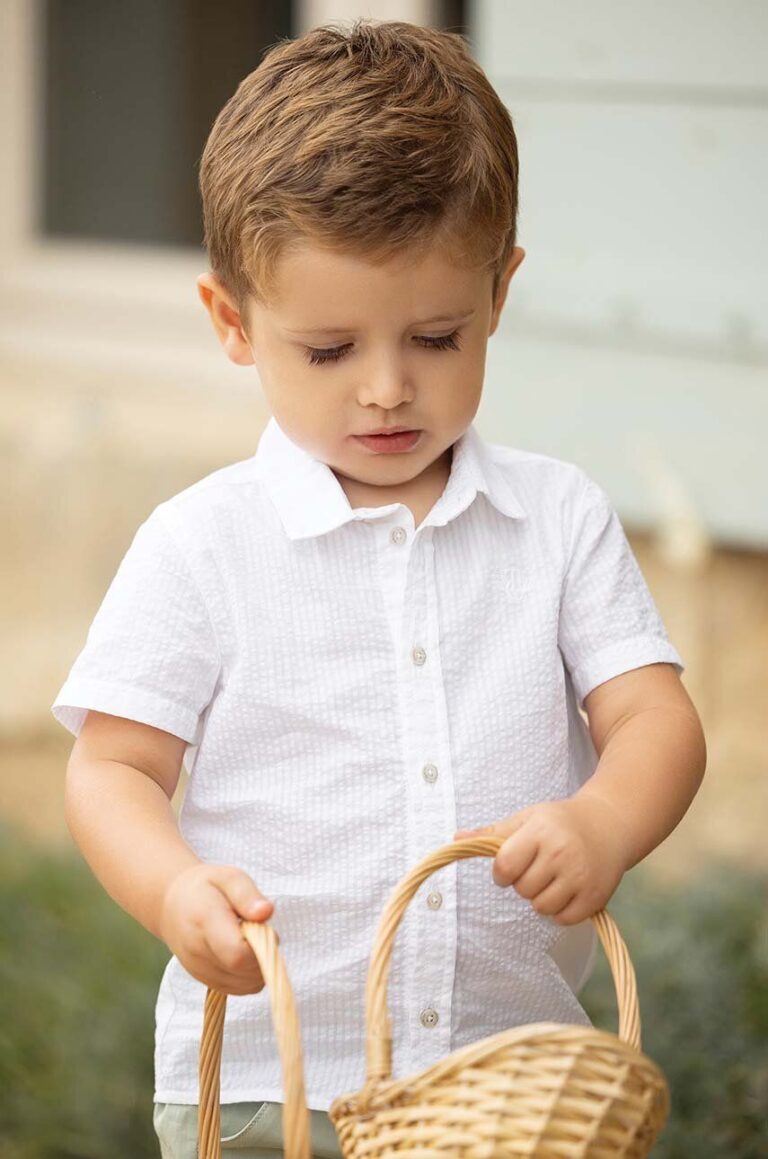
[477,333,767,549]
[474,0,768,89]
[469,0,768,547]
[504,99,767,348]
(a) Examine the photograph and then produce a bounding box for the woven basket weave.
[198,835,670,1158]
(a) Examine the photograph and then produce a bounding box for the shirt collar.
[253,415,527,540]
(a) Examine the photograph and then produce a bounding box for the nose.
[356,350,414,409]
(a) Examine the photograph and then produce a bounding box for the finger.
[187,956,264,997]
[203,902,263,976]
[210,866,274,921]
[510,860,558,901]
[528,877,578,918]
[200,946,265,996]
[551,895,594,926]
[493,827,540,887]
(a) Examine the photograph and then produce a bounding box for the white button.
[412,646,426,666]
[390,526,407,545]
[420,1007,439,1028]
[422,763,438,784]
[426,890,442,909]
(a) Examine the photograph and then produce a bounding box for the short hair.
[198,18,519,320]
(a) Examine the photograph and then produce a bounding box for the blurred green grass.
[1,819,766,1158]
[0,821,168,1158]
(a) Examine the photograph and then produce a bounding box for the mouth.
[353,429,422,453]
[359,426,416,436]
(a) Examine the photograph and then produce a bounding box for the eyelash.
[304,330,462,366]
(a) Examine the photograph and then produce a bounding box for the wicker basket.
[198,835,670,1158]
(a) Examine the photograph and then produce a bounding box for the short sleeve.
[558,476,684,710]
[51,508,222,743]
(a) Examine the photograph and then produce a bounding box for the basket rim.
[329,1019,666,1119]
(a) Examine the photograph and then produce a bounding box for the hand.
[453,795,631,925]
[159,862,278,995]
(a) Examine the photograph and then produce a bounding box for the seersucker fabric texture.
[51,415,684,1111]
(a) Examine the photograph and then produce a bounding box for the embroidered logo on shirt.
[486,564,532,597]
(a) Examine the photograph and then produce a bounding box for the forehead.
[259,239,489,330]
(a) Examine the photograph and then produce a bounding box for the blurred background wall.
[1,0,766,874]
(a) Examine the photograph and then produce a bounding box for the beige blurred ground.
[1,377,766,884]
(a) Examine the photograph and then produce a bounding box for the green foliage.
[1,819,766,1157]
[0,821,169,1158]
[580,863,768,1159]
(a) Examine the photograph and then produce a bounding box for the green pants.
[153,1100,344,1158]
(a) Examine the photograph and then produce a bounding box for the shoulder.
[162,452,265,511]
[143,453,272,543]
[485,440,608,516]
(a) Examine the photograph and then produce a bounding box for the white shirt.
[51,416,684,1111]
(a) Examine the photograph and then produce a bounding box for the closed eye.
[304,330,462,367]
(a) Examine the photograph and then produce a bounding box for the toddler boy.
[52,19,706,1159]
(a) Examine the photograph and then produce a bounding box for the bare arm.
[64,710,275,994]
[64,722,201,941]
[574,662,707,869]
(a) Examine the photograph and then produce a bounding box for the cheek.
[256,336,309,383]
[439,351,485,401]
[255,347,308,398]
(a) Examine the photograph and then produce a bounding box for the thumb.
[211,866,274,921]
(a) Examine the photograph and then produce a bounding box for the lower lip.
[354,430,422,453]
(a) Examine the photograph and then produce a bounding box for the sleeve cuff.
[50,676,200,743]
[569,635,685,711]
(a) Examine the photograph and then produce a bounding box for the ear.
[488,247,525,337]
[196,273,255,366]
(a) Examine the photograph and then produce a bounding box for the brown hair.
[198,18,519,322]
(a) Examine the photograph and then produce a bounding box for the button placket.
[403,534,455,1067]
[376,512,429,1071]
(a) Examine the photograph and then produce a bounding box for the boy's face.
[197,238,524,506]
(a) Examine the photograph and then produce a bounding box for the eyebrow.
[284,309,476,336]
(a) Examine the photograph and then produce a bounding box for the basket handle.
[197,919,312,1159]
[362,835,642,1085]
